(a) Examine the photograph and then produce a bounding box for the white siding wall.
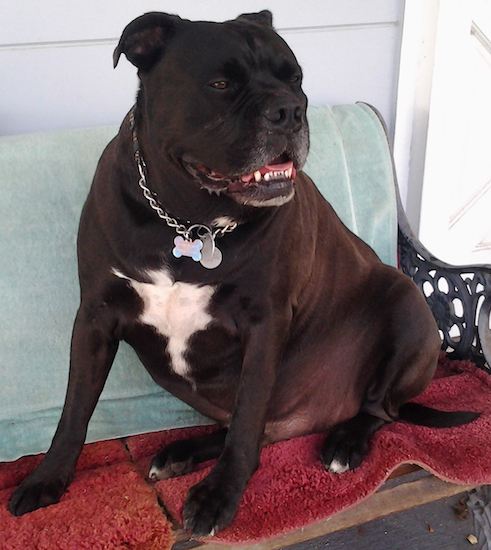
[1,0,404,137]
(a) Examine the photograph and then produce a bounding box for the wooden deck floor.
[285,492,474,549]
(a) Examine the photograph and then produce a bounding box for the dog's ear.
[236,10,274,28]
[113,12,180,71]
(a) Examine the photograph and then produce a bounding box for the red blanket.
[2,354,491,548]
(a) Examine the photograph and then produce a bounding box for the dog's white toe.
[148,465,163,480]
[327,458,350,474]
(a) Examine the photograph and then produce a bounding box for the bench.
[1,103,489,547]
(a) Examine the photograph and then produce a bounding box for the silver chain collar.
[129,107,237,268]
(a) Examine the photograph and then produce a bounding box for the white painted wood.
[418,0,491,265]
[393,0,440,230]
[285,23,402,137]
[1,0,401,45]
[0,1,404,137]
[0,44,138,135]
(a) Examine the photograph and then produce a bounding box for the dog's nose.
[264,100,304,132]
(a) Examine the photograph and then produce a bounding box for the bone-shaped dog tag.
[199,233,222,269]
[172,236,203,261]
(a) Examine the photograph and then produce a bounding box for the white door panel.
[419,0,491,265]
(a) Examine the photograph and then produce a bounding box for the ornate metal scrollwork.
[398,209,491,370]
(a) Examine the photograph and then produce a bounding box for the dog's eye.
[210,81,229,90]
[289,75,300,84]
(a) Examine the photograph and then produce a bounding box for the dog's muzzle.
[182,154,298,207]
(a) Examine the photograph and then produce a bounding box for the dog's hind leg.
[322,317,440,474]
[321,347,437,475]
[320,276,443,475]
[149,428,227,480]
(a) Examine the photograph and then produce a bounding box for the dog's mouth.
[182,154,297,207]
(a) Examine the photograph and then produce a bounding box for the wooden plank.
[387,463,422,479]
[179,476,477,550]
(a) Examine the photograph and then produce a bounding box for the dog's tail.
[399,403,481,428]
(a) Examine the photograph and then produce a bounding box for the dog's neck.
[129,107,244,269]
[129,106,257,223]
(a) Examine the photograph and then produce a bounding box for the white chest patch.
[113,268,214,377]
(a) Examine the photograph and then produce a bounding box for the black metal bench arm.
[397,205,491,370]
[361,103,491,371]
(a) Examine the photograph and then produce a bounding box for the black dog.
[9,11,478,536]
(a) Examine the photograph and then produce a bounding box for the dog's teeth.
[245,166,295,185]
[263,170,292,182]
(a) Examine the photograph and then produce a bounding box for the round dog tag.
[199,233,222,269]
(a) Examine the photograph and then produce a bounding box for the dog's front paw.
[9,473,70,516]
[182,471,243,537]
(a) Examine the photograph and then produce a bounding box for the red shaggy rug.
[0,440,175,550]
[1,354,491,548]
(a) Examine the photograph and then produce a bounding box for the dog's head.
[114,11,309,208]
